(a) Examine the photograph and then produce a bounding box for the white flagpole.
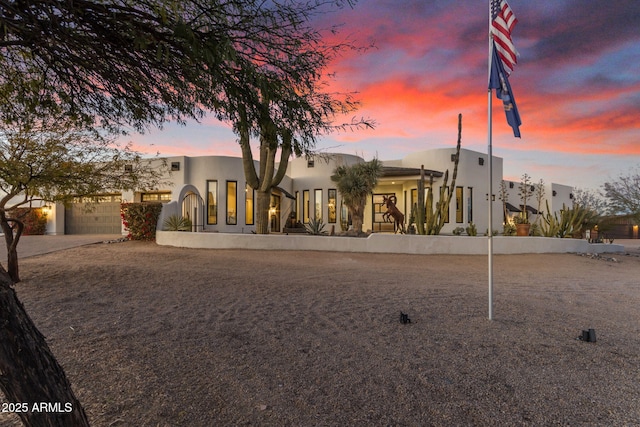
[487,2,494,320]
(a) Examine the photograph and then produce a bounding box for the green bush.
[502,223,516,236]
[466,222,478,236]
[452,227,465,236]
[120,202,163,240]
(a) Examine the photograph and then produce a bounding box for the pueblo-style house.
[39,147,586,237]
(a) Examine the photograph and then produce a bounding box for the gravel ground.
[1,240,640,426]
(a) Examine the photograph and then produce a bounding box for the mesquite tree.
[1,0,368,423]
[223,5,372,234]
[0,109,165,426]
[603,168,640,222]
[0,91,166,282]
[0,272,91,426]
[1,1,369,236]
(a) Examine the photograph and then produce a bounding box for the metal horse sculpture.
[382,195,405,234]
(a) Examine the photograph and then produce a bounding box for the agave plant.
[163,214,192,231]
[305,216,327,235]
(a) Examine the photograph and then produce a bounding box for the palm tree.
[331,159,383,234]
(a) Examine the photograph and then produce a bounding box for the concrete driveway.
[0,234,124,260]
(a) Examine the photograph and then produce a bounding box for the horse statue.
[382,195,405,234]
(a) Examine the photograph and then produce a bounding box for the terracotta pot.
[516,223,530,236]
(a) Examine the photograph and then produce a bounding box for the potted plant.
[513,212,530,236]
[515,173,533,236]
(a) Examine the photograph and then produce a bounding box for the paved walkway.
[0,234,124,260]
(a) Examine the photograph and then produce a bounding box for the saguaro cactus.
[413,114,463,235]
[415,167,426,234]
[425,114,462,235]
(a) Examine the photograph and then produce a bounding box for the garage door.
[65,195,123,235]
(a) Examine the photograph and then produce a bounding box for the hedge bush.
[7,208,48,235]
[120,202,163,241]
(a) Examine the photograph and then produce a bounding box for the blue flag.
[489,41,521,137]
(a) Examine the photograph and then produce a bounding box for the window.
[340,199,350,230]
[467,187,473,223]
[245,184,254,225]
[441,186,450,223]
[207,181,217,224]
[74,194,122,203]
[226,181,237,225]
[303,190,310,223]
[295,191,300,222]
[456,187,464,223]
[410,188,417,213]
[403,190,407,220]
[314,189,322,220]
[328,189,337,223]
[141,192,171,202]
[270,194,281,232]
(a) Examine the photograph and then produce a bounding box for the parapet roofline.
[380,166,443,178]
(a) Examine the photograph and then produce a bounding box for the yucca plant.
[331,158,383,234]
[163,214,192,231]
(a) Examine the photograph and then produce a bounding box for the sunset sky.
[127,0,640,191]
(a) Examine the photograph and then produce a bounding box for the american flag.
[491,0,518,75]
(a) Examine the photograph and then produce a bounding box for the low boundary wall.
[156,231,624,255]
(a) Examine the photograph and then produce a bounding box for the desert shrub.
[121,202,163,240]
[529,223,541,236]
[466,222,478,236]
[502,223,516,236]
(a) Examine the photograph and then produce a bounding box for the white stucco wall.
[394,148,504,234]
[160,155,262,233]
[45,202,64,235]
[504,178,574,223]
[157,231,625,255]
[286,153,364,229]
[549,183,574,212]
[281,148,506,235]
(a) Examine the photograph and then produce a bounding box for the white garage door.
[65,195,122,235]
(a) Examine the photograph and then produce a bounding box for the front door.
[270,194,281,232]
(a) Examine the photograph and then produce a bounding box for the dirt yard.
[2,240,640,426]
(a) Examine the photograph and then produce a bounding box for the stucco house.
[39,146,576,236]
[502,178,574,225]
